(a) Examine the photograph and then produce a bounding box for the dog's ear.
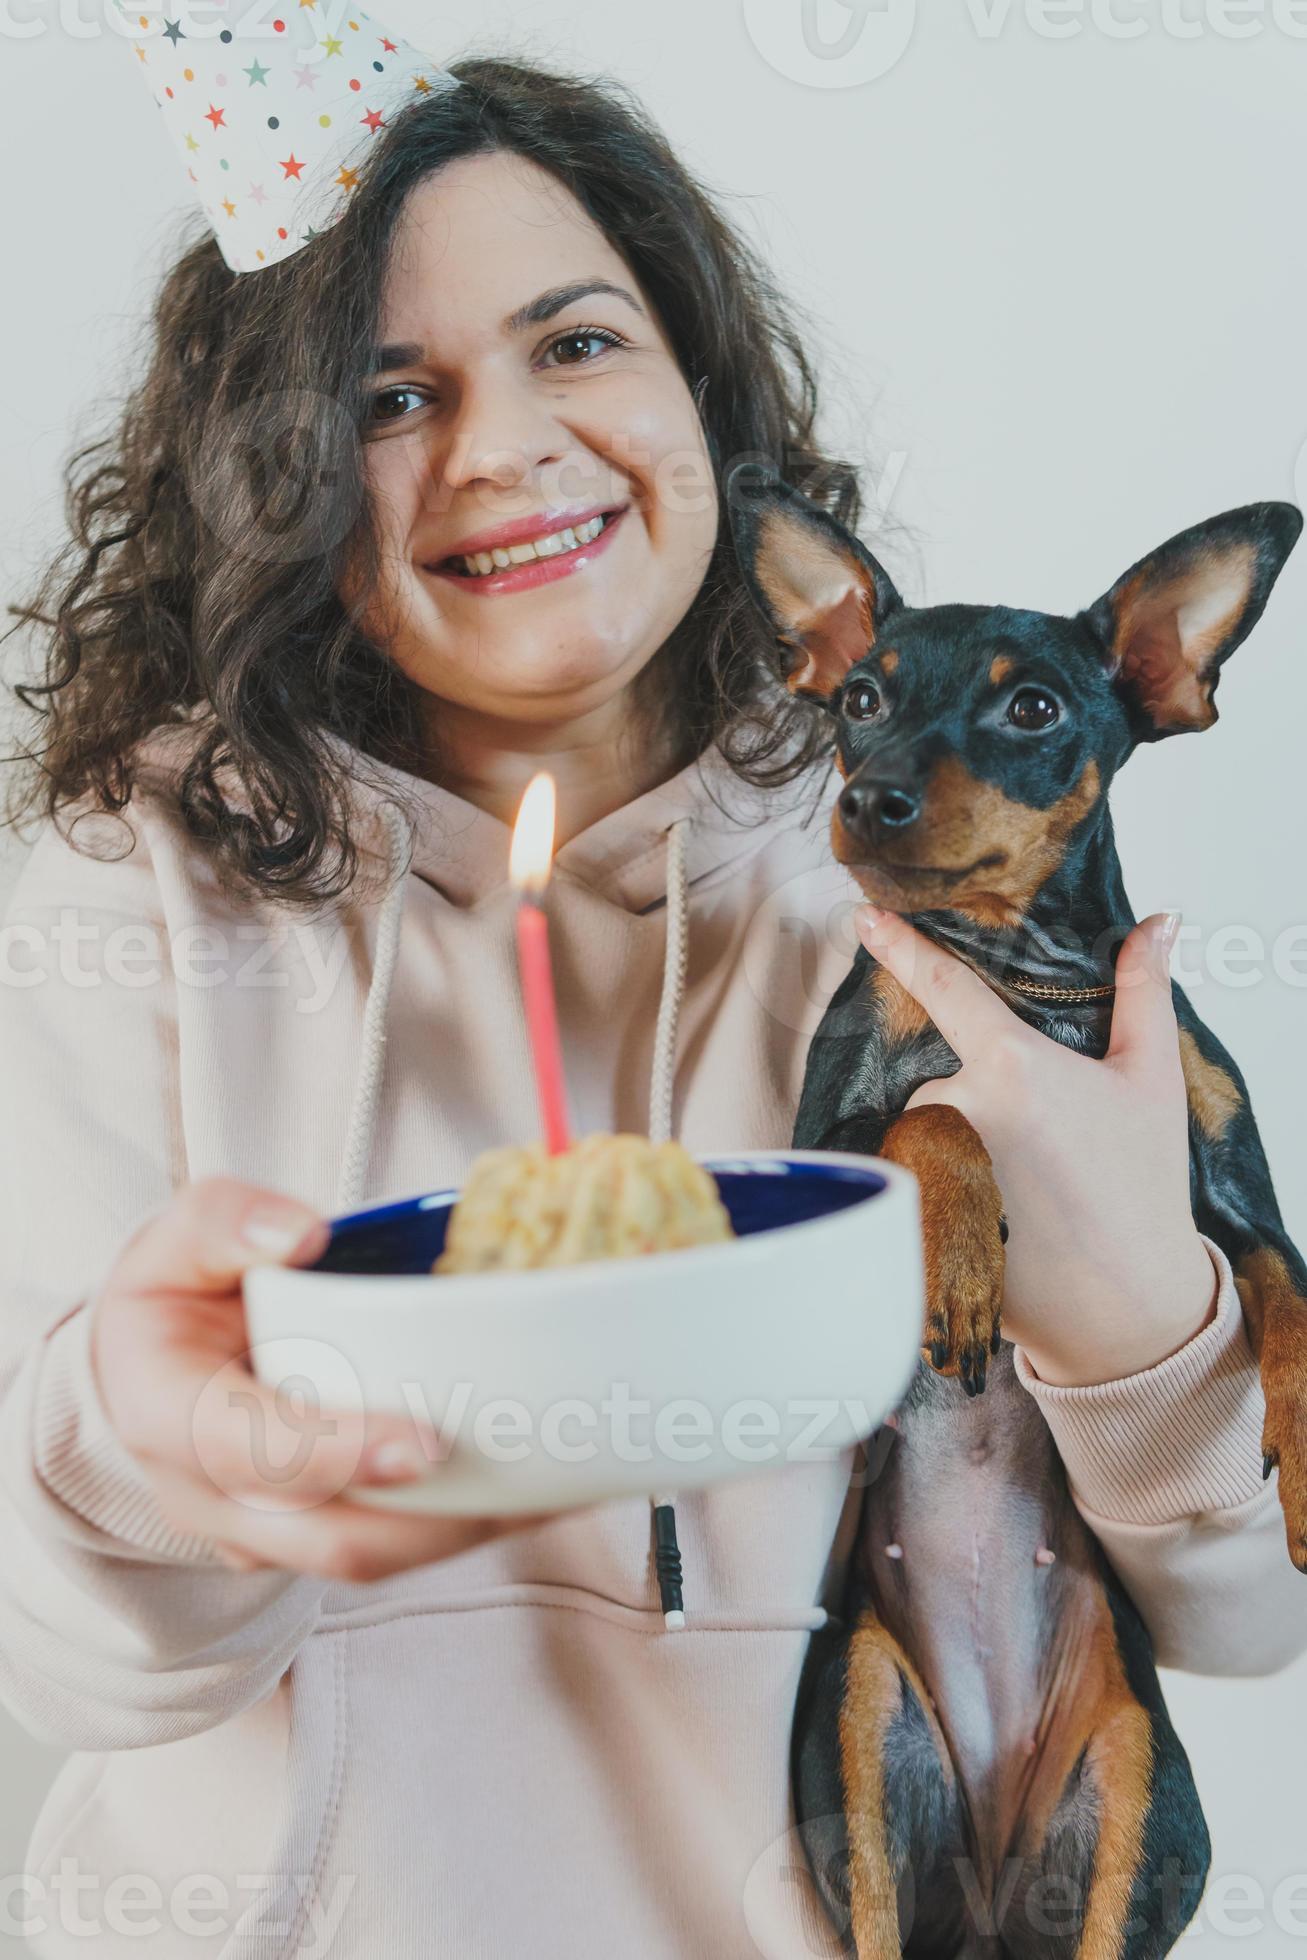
[1080,503,1302,739]
[725,461,904,702]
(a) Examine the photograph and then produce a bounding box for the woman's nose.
[433,373,572,497]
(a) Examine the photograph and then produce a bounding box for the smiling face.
[336,149,719,747]
[826,606,1124,923]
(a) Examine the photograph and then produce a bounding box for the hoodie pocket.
[219,1635,349,1960]
[272,1594,829,1958]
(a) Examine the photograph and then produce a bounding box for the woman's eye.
[367,385,429,425]
[1007,686,1061,731]
[540,326,628,369]
[366,326,625,427]
[843,681,882,721]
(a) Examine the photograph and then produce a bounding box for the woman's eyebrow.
[368,279,647,374]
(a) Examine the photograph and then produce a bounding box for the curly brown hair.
[3,52,878,911]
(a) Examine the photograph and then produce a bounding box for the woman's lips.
[425,505,629,597]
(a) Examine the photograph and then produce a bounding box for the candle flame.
[510,771,557,896]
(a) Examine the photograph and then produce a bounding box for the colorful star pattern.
[111,0,460,274]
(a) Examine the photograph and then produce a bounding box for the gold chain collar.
[1004,974,1116,1002]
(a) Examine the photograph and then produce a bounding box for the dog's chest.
[858,1355,1102,1862]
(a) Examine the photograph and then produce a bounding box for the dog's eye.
[1007,687,1060,731]
[843,681,882,721]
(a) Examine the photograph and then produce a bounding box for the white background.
[2,0,1305,1952]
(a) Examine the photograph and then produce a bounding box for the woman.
[1,56,1299,1960]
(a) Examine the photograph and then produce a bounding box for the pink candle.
[514,898,572,1154]
[509,774,572,1155]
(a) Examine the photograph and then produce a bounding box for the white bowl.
[242,1149,923,1515]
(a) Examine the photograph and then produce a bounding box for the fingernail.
[362,1440,431,1485]
[242,1209,319,1258]
[1157,910,1182,954]
[854,902,886,933]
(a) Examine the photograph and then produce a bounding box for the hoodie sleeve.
[1012,1236,1306,1678]
[0,803,324,1750]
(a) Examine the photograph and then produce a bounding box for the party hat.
[112,1,462,274]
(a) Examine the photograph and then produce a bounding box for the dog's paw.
[1260,1308,1307,1573]
[880,1103,1007,1397]
[922,1206,1005,1398]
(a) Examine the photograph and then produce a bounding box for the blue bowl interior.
[309,1157,887,1277]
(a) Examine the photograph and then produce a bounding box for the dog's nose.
[839,780,922,833]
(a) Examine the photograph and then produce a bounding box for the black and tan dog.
[726,462,1304,1958]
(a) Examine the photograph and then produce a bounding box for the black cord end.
[652,1501,684,1627]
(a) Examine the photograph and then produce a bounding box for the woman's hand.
[90,1176,563,1579]
[853,904,1219,1388]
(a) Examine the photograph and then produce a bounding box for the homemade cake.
[433,1131,735,1274]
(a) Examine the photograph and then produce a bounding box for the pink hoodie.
[0,726,1300,1959]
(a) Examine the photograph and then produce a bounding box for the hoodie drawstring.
[648,816,691,1629]
[647,815,689,1148]
[334,799,694,1633]
[335,800,415,1216]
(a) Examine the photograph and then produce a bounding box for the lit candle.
[509,772,572,1156]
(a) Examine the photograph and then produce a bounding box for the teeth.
[457,513,608,577]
